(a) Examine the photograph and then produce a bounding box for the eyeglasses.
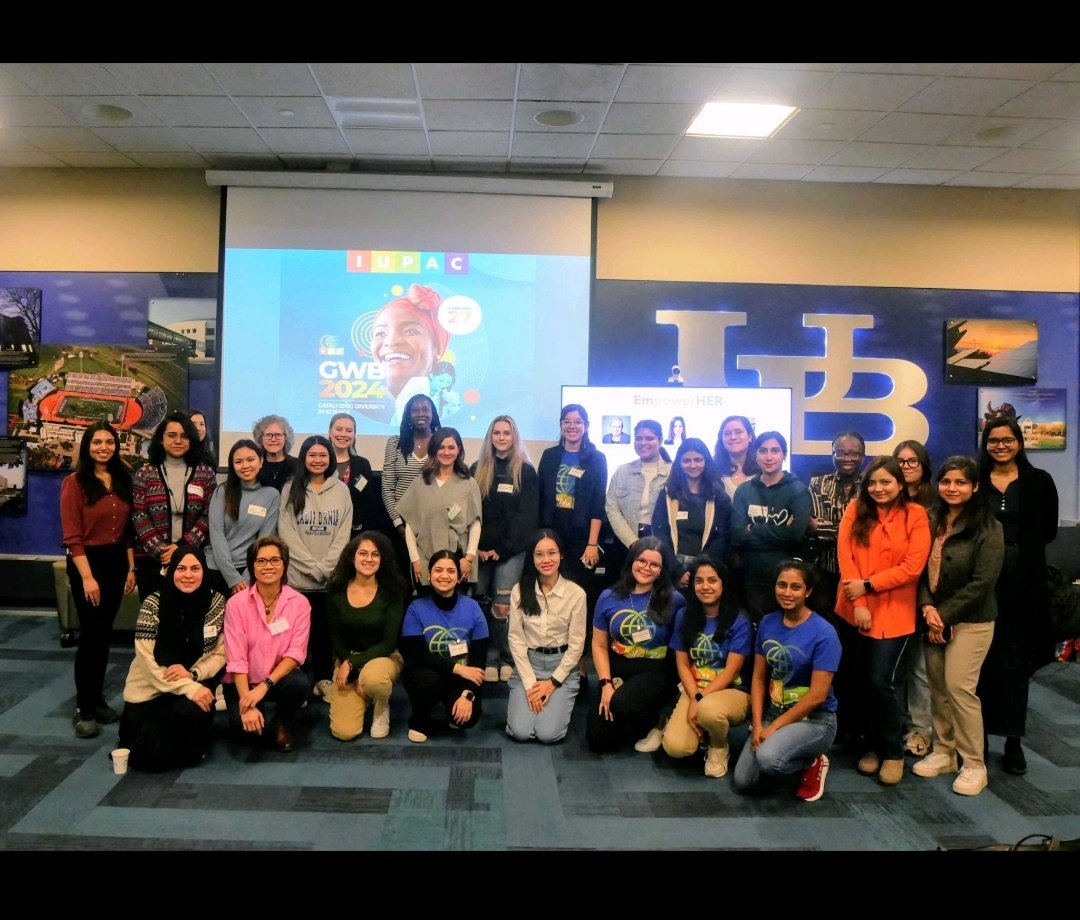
[263,432,286,440]
[164,432,190,441]
[896,457,922,468]
[832,450,863,459]
[253,557,284,567]
[987,437,1018,447]
[634,558,663,572]
[354,551,381,560]
[560,419,584,427]
[723,429,747,438]
[533,550,560,560]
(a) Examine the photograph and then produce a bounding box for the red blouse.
[60,475,133,557]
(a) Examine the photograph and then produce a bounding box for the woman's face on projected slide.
[371,303,437,397]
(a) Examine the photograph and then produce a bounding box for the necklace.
[628,590,651,613]
[259,590,281,617]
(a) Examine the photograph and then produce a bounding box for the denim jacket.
[605,459,671,548]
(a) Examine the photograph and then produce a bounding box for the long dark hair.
[147,411,203,466]
[851,455,908,545]
[74,420,131,505]
[188,408,216,466]
[679,555,740,649]
[558,403,599,460]
[398,394,442,458]
[665,437,724,503]
[979,416,1033,485]
[287,435,335,516]
[929,455,996,537]
[222,439,264,520]
[328,530,406,599]
[518,528,565,617]
[611,536,677,626]
[421,427,470,483]
[714,415,759,477]
[666,415,686,444]
[893,439,934,507]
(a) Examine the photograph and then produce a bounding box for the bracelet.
[587,543,598,548]
[598,677,613,687]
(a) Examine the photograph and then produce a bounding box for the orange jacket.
[835,501,930,639]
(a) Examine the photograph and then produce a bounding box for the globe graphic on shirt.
[555,465,576,496]
[614,608,653,658]
[690,632,720,670]
[763,638,795,681]
[424,624,465,657]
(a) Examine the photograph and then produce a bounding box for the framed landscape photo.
[945,318,1038,386]
[977,387,1066,451]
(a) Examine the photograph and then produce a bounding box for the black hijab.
[153,545,213,670]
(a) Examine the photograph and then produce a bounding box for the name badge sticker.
[569,467,585,479]
[203,625,217,639]
[353,475,368,493]
[187,484,204,499]
[748,504,766,518]
[447,639,468,658]
[676,510,689,521]
[247,504,268,517]
[631,627,652,644]
[497,482,514,494]
[448,503,462,520]
[268,617,290,636]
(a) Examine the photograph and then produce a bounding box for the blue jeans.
[837,619,911,760]
[733,709,837,794]
[474,552,524,668]
[506,649,581,744]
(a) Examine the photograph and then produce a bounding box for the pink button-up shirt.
[223,584,311,684]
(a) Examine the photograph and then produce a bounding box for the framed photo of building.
[977,387,1066,451]
[0,288,41,368]
[0,437,27,516]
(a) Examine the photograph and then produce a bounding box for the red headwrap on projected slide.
[382,283,448,357]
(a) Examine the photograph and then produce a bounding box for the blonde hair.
[474,415,531,496]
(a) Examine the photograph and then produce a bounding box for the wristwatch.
[598,677,614,687]
[462,689,476,702]
[694,692,704,702]
[263,676,275,690]
[863,579,874,594]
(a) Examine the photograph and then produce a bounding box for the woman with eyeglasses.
[714,415,759,499]
[976,417,1059,776]
[587,537,685,754]
[253,414,299,492]
[324,532,407,741]
[132,411,217,602]
[505,529,587,744]
[892,439,935,759]
[222,536,312,753]
[835,456,930,786]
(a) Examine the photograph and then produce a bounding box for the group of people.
[59,399,1059,803]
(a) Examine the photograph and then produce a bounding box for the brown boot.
[879,758,904,785]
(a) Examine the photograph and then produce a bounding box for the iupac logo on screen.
[319,335,344,356]
[346,251,469,275]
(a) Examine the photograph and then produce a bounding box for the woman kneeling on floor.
[118,546,226,771]
[734,560,841,802]
[661,556,753,778]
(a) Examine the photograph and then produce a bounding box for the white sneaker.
[314,679,333,702]
[483,666,499,683]
[499,665,514,682]
[370,701,390,739]
[704,744,729,778]
[407,728,428,743]
[214,684,226,712]
[634,726,665,753]
[952,766,988,796]
[913,750,959,778]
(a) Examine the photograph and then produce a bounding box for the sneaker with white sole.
[314,679,334,702]
[214,684,226,712]
[499,665,514,682]
[370,701,390,739]
[634,726,665,753]
[913,750,959,777]
[73,710,99,739]
[407,728,428,743]
[904,730,931,757]
[796,754,829,801]
[483,666,499,683]
[704,744,729,778]
[952,765,988,796]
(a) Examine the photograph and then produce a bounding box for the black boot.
[1002,736,1027,775]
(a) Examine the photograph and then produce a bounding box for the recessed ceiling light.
[80,103,134,123]
[278,109,296,118]
[687,102,798,139]
[534,109,584,128]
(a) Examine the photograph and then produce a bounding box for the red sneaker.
[796,754,829,802]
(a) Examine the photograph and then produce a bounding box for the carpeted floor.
[1,609,1079,852]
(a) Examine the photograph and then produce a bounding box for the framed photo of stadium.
[6,343,188,471]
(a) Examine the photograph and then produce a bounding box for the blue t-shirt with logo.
[554,449,581,510]
[402,595,488,661]
[670,609,754,691]
[593,587,686,660]
[755,611,841,714]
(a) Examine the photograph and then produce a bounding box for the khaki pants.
[924,621,995,770]
[329,653,403,741]
[662,686,751,757]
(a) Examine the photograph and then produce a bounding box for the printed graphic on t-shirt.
[609,606,668,660]
[555,463,578,510]
[763,637,809,708]
[423,624,470,659]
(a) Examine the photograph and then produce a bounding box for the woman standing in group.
[253,414,298,492]
[400,551,489,742]
[714,415,759,499]
[131,411,217,602]
[118,546,225,771]
[977,417,1059,775]
[662,556,753,778]
[222,536,312,753]
[187,409,216,468]
[733,560,840,802]
[893,439,935,758]
[835,455,930,786]
[472,415,538,683]
[730,431,811,624]
[327,413,380,535]
[206,439,280,597]
[913,456,1004,796]
[506,530,587,744]
[588,537,685,754]
[652,437,731,590]
[664,416,687,447]
[605,419,670,578]
[538,404,608,590]
[61,421,137,738]
[325,531,407,741]
[278,435,353,698]
[398,427,482,591]
[382,394,442,584]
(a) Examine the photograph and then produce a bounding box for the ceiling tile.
[747,138,845,164]
[843,64,954,76]
[204,63,319,95]
[949,63,1072,80]
[0,68,34,94]
[900,77,1034,115]
[585,158,662,176]
[944,172,1023,187]
[803,165,890,182]
[941,117,1064,147]
[657,160,740,178]
[826,142,925,167]
[424,100,513,132]
[258,127,349,155]
[615,64,728,103]
[175,127,273,153]
[103,63,221,95]
[1,63,125,95]
[976,146,1076,172]
[128,151,210,168]
[602,103,699,134]
[309,63,417,98]
[669,135,761,161]
[54,150,138,167]
[898,145,1005,170]
[0,132,39,151]
[0,95,76,127]
[774,108,888,141]
[512,132,595,158]
[874,168,962,185]
[1021,121,1080,150]
[729,162,813,180]
[0,150,67,166]
[415,63,517,99]
[737,63,843,72]
[1050,64,1080,82]
[713,67,834,106]
[519,63,624,102]
[591,134,679,159]
[51,95,164,127]
[90,127,191,152]
[233,96,335,128]
[1014,174,1080,189]
[428,131,509,157]
[343,129,431,156]
[993,82,1080,119]
[14,127,113,151]
[515,100,609,133]
[859,112,980,144]
[1052,157,1080,174]
[811,72,936,110]
[141,95,248,127]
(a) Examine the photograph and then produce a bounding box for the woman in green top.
[325,531,408,741]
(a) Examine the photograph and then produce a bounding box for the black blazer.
[537,444,608,546]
